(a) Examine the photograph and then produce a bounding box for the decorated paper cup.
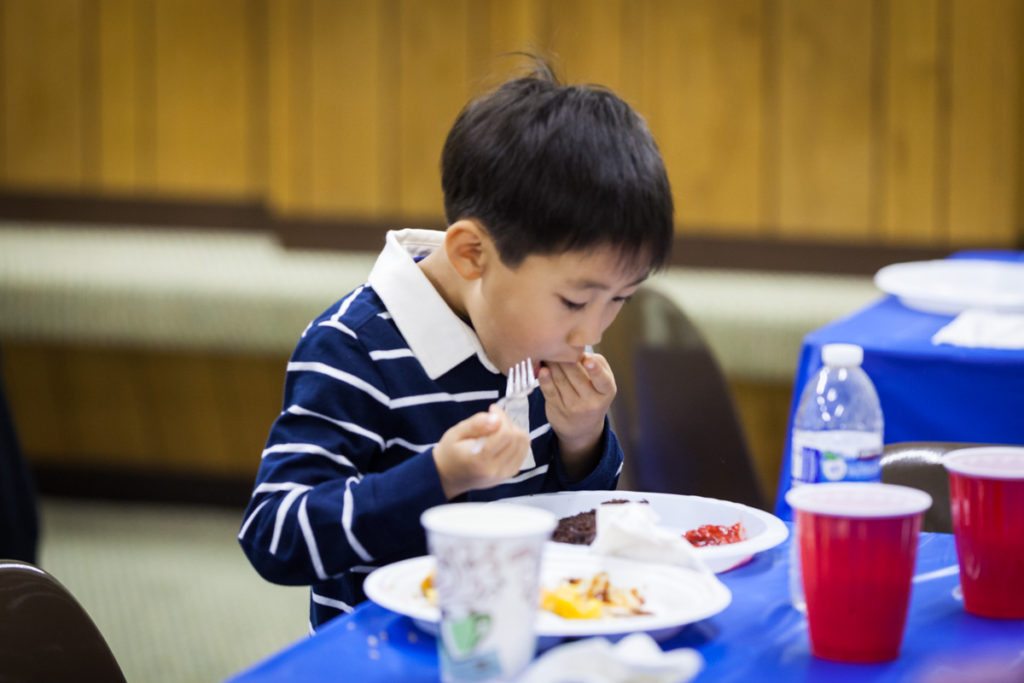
[944,447,1024,619]
[421,503,556,683]
[785,483,932,663]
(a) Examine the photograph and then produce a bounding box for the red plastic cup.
[786,483,932,663]
[944,447,1024,619]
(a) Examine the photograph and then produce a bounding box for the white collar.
[367,229,499,379]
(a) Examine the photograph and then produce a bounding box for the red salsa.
[684,522,745,547]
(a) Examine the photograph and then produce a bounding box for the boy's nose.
[568,322,602,349]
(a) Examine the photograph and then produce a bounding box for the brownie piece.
[551,499,648,545]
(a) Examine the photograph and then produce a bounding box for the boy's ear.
[445,219,490,281]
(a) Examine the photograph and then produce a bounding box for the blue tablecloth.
[227,531,1024,682]
[774,251,1024,519]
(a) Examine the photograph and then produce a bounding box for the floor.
[37,497,309,683]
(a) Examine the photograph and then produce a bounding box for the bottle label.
[791,431,882,484]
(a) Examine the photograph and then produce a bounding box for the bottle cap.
[821,343,863,367]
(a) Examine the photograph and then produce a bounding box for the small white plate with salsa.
[501,490,788,573]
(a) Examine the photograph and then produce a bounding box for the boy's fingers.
[457,409,502,439]
[537,365,565,404]
[582,353,615,394]
[550,361,587,398]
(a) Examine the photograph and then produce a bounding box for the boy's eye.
[613,295,633,305]
[559,296,586,311]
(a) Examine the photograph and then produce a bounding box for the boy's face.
[471,245,647,373]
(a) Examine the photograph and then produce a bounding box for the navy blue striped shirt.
[238,230,624,631]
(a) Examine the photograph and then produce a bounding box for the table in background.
[774,251,1024,518]
[228,531,1024,682]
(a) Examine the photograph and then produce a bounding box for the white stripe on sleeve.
[529,423,552,440]
[238,498,271,540]
[285,404,385,451]
[390,389,498,409]
[262,442,360,470]
[501,464,549,485]
[384,437,434,453]
[342,477,374,563]
[311,591,354,614]
[287,362,391,405]
[333,285,364,320]
[298,494,328,581]
[254,481,312,495]
[317,320,357,338]
[270,486,310,555]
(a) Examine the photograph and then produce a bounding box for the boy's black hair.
[441,59,674,272]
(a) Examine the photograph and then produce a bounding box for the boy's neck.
[418,248,473,328]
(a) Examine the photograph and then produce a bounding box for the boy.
[239,61,674,631]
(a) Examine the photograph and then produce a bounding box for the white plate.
[500,491,788,573]
[364,544,731,642]
[874,260,1024,315]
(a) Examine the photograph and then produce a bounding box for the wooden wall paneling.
[57,346,154,467]
[615,0,647,123]
[217,354,287,478]
[267,0,302,212]
[151,0,255,198]
[0,0,85,189]
[477,0,545,86]
[2,344,74,462]
[777,0,874,240]
[881,0,944,245]
[308,0,382,217]
[947,0,1022,246]
[139,352,235,475]
[543,0,624,92]
[642,0,766,234]
[396,0,471,219]
[96,0,141,192]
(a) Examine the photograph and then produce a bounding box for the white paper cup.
[422,503,557,682]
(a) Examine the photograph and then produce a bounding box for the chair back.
[600,287,766,510]
[879,441,984,534]
[0,559,126,683]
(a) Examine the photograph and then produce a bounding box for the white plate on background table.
[364,544,731,643]
[874,260,1024,315]
[501,490,788,573]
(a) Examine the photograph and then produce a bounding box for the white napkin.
[591,503,710,575]
[503,392,536,470]
[516,632,703,683]
[931,309,1024,349]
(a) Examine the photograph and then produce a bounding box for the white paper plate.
[874,260,1024,315]
[501,491,788,573]
[364,544,731,642]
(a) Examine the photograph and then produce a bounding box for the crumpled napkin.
[931,309,1024,349]
[591,503,710,575]
[516,632,703,683]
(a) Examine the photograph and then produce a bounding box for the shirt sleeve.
[237,324,447,586]
[548,416,624,492]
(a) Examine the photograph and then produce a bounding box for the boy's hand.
[433,405,530,499]
[538,351,616,477]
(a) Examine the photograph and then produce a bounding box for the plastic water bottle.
[788,343,884,612]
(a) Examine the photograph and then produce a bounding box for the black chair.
[0,559,126,682]
[599,287,767,510]
[879,441,989,534]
